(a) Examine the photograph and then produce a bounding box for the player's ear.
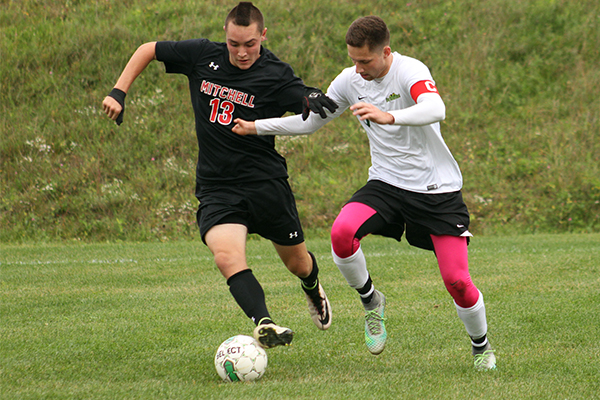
[383,46,392,57]
[261,27,267,42]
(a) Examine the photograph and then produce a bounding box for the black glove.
[108,88,126,126]
[302,87,338,120]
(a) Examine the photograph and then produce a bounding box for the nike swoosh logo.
[358,96,366,100]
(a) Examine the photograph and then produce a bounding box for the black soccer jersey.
[155,39,305,184]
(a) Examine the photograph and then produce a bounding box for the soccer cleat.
[303,282,332,330]
[253,323,294,349]
[473,342,497,371]
[364,290,387,355]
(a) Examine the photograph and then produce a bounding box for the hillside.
[1,0,598,242]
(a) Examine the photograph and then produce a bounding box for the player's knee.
[213,250,244,275]
[444,276,479,308]
[331,218,357,258]
[444,277,467,295]
[284,255,311,277]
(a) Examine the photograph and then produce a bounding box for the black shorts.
[196,178,304,246]
[348,180,471,251]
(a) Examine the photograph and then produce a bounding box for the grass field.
[1,233,598,399]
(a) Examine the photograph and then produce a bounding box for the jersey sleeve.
[398,57,437,103]
[390,57,445,125]
[155,39,208,76]
[253,52,306,115]
[324,68,353,111]
[274,75,305,115]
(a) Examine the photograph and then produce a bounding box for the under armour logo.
[289,231,298,239]
[209,62,219,70]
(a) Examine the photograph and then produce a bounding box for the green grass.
[2,234,599,399]
[1,0,600,242]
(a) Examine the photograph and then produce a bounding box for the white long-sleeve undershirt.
[255,92,445,135]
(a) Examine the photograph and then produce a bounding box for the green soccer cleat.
[364,290,387,355]
[253,323,294,349]
[473,342,497,371]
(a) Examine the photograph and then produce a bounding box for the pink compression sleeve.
[430,235,480,308]
[331,202,377,258]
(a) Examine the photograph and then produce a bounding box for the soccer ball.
[214,335,268,382]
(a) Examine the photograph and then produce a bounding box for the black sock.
[472,334,487,348]
[227,269,271,326]
[357,275,374,304]
[300,251,319,290]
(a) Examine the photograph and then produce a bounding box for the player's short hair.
[345,15,390,52]
[225,2,264,33]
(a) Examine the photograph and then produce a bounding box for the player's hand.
[302,87,338,120]
[350,102,394,125]
[102,88,126,125]
[232,118,257,135]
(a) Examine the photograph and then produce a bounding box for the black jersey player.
[102,2,337,348]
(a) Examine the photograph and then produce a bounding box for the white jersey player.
[232,15,496,370]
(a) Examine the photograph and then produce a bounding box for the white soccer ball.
[214,335,268,382]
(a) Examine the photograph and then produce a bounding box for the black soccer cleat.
[303,282,332,330]
[253,323,294,349]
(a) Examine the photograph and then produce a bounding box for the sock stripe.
[359,286,375,299]
[302,280,318,291]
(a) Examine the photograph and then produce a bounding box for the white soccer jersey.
[256,52,463,194]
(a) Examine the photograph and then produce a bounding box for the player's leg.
[205,223,271,323]
[205,223,292,348]
[243,177,332,341]
[331,201,389,355]
[430,234,496,370]
[273,242,332,330]
[249,177,332,332]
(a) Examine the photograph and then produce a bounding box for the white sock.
[454,290,488,342]
[332,246,370,291]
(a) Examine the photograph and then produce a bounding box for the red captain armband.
[410,80,439,102]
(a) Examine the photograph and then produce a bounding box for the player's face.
[225,22,266,70]
[347,44,392,81]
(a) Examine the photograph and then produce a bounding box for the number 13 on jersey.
[209,98,235,125]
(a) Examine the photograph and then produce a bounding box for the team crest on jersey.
[386,93,401,102]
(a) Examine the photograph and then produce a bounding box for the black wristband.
[108,88,126,126]
[108,88,126,106]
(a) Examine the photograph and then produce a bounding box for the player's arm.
[350,80,445,126]
[102,42,157,125]
[233,91,343,136]
[233,76,346,136]
[233,113,327,136]
[388,91,445,126]
[233,104,343,136]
